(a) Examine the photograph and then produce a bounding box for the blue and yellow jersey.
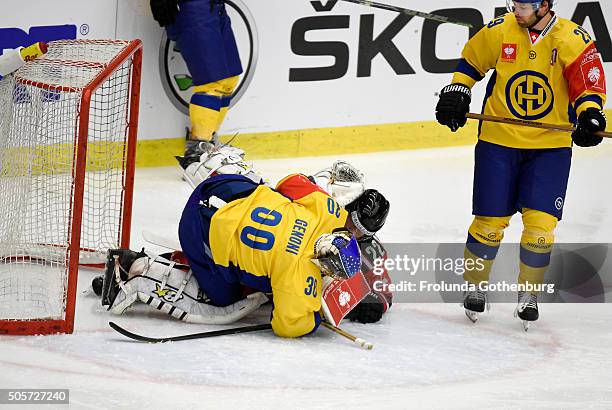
[208,174,348,337]
[452,12,606,149]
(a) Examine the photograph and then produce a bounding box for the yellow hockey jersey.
[208,174,348,337]
[452,12,607,149]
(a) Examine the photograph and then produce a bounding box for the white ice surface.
[2,144,612,408]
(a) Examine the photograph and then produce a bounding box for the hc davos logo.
[159,0,259,115]
[505,70,554,121]
[0,25,77,55]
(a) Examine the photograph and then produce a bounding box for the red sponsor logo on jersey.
[501,43,517,62]
[580,48,606,92]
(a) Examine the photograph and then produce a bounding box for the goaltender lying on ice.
[94,145,392,338]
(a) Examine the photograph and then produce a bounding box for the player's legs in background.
[515,147,571,326]
[190,76,239,142]
[515,208,557,324]
[165,0,243,156]
[214,3,243,131]
[464,215,512,285]
[518,209,558,289]
[463,140,520,320]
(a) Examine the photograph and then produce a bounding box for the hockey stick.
[142,230,182,251]
[321,321,374,350]
[338,0,475,28]
[110,321,374,349]
[466,113,612,139]
[109,321,272,343]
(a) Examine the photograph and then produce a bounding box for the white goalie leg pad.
[109,255,268,324]
[182,146,264,189]
[180,292,269,325]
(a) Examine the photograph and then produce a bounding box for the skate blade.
[465,309,479,323]
[522,320,530,332]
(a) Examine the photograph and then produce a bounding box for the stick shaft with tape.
[466,113,612,139]
[321,321,374,350]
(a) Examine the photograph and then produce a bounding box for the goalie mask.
[346,189,390,237]
[312,232,361,280]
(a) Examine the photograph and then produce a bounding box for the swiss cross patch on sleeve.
[501,43,518,62]
[580,48,606,92]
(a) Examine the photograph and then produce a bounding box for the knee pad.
[467,215,511,254]
[521,208,557,249]
[519,209,557,286]
[190,76,240,140]
[464,215,511,284]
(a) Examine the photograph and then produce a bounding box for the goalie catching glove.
[100,248,268,324]
[312,161,389,238]
[312,160,366,206]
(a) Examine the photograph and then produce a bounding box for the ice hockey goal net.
[0,39,142,335]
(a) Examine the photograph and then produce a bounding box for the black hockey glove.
[150,0,179,27]
[345,293,385,324]
[572,108,606,147]
[435,83,471,132]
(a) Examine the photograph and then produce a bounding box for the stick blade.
[109,321,166,343]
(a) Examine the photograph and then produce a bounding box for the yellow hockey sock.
[190,76,240,141]
[518,209,557,294]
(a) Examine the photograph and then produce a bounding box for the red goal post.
[0,39,143,335]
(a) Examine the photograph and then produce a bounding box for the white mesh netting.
[0,40,136,321]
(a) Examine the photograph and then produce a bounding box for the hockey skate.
[100,248,147,308]
[176,130,247,169]
[514,291,538,331]
[176,130,218,170]
[462,289,489,323]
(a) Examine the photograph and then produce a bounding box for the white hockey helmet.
[506,0,553,16]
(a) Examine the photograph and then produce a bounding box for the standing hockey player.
[150,0,243,162]
[101,167,390,338]
[435,0,607,329]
